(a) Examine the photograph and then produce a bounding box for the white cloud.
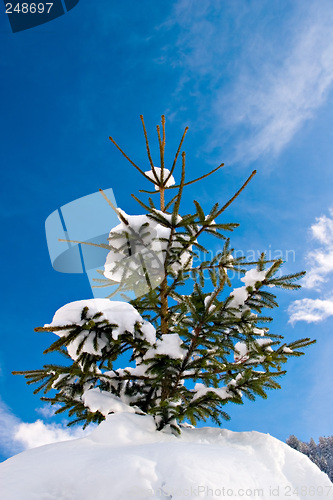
[226,17,333,162]
[36,404,62,419]
[302,250,333,289]
[166,0,333,162]
[0,399,22,457]
[302,209,333,289]
[288,298,333,325]
[14,420,87,450]
[0,398,92,459]
[310,211,333,245]
[288,209,333,324]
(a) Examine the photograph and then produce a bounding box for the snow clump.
[144,167,175,189]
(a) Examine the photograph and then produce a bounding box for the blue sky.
[1,0,333,462]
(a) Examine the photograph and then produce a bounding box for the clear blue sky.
[1,0,333,462]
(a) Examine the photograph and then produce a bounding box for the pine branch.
[58,238,110,250]
[130,193,152,211]
[214,170,256,217]
[99,188,129,226]
[140,114,158,179]
[139,162,224,194]
[164,192,179,211]
[164,125,188,185]
[109,134,156,184]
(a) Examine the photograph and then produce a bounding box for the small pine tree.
[14,116,315,434]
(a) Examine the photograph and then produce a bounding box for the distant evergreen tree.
[286,434,301,450]
[287,435,333,481]
[14,116,315,434]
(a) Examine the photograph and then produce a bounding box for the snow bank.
[0,413,331,500]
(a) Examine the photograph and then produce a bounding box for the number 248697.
[6,3,53,14]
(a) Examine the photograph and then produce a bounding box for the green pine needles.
[14,116,315,434]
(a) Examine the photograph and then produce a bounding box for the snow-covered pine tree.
[14,116,315,434]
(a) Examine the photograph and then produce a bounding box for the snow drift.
[0,413,331,500]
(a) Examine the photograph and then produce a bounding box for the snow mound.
[0,413,331,500]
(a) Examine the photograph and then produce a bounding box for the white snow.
[241,268,267,287]
[140,320,157,345]
[253,327,266,336]
[144,167,176,189]
[229,268,267,308]
[152,209,182,225]
[1,412,331,500]
[205,216,216,226]
[104,211,168,283]
[204,295,216,313]
[192,383,230,401]
[104,209,192,287]
[82,388,136,416]
[234,342,249,363]
[229,286,248,307]
[45,299,156,360]
[255,338,273,351]
[234,339,273,364]
[144,333,186,360]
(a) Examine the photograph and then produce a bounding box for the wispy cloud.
[0,398,91,460]
[289,209,333,324]
[302,209,333,289]
[289,297,333,324]
[165,0,333,163]
[222,17,333,162]
[36,404,62,419]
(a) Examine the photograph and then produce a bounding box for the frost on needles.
[14,116,315,435]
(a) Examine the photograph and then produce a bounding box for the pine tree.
[14,116,315,434]
[286,435,301,452]
[319,436,333,478]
